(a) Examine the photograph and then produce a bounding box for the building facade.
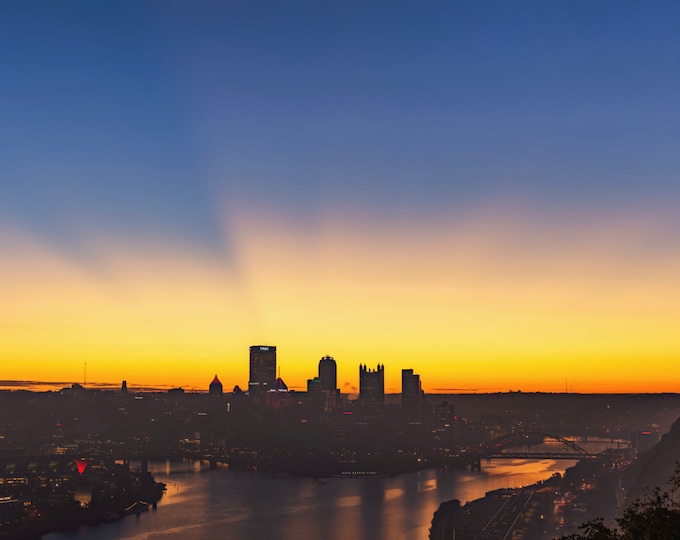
[318,355,337,392]
[359,363,384,404]
[248,345,276,395]
[402,368,424,419]
[209,374,223,396]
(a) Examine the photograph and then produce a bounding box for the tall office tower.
[318,355,337,392]
[401,369,422,406]
[249,345,277,395]
[434,400,455,429]
[359,363,385,404]
[402,368,424,418]
[433,401,456,445]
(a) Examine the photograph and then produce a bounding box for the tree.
[563,463,680,540]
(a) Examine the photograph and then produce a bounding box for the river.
[45,458,575,540]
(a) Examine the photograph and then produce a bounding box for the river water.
[45,458,575,540]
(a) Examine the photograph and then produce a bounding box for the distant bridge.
[485,451,596,460]
[480,431,600,461]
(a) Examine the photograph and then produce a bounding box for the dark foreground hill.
[623,415,680,502]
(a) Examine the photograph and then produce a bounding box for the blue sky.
[3,1,680,246]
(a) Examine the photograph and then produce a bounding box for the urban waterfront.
[46,459,575,540]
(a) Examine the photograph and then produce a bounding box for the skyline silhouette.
[2,2,680,393]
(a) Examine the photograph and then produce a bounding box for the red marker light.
[75,459,88,475]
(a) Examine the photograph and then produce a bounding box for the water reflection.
[336,494,362,508]
[46,459,576,540]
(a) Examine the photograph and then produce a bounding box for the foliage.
[562,462,680,540]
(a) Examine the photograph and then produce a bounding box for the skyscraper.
[359,363,384,405]
[249,345,276,395]
[317,355,340,412]
[401,369,422,406]
[402,368,424,418]
[318,355,337,392]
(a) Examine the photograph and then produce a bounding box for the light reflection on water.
[45,458,576,540]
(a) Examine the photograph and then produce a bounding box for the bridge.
[482,431,599,459]
[484,450,596,460]
[463,431,615,470]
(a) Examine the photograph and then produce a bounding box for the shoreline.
[0,465,165,540]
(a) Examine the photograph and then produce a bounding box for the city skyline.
[2,2,680,394]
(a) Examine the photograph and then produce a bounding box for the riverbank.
[430,449,634,539]
[0,463,166,540]
[430,474,563,540]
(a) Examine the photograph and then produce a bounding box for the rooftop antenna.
[278,366,281,379]
[84,362,87,386]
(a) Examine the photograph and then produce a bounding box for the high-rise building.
[402,368,424,419]
[307,376,322,397]
[401,369,422,406]
[318,355,337,392]
[209,374,223,396]
[359,364,384,404]
[433,400,456,445]
[249,345,276,395]
[434,401,455,428]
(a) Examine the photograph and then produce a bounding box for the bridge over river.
[466,431,630,470]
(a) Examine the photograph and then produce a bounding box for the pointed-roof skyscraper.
[209,374,223,396]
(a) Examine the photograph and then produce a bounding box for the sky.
[2,1,680,393]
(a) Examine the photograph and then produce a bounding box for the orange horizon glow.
[2,202,680,395]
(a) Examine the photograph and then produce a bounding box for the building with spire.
[209,375,223,396]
